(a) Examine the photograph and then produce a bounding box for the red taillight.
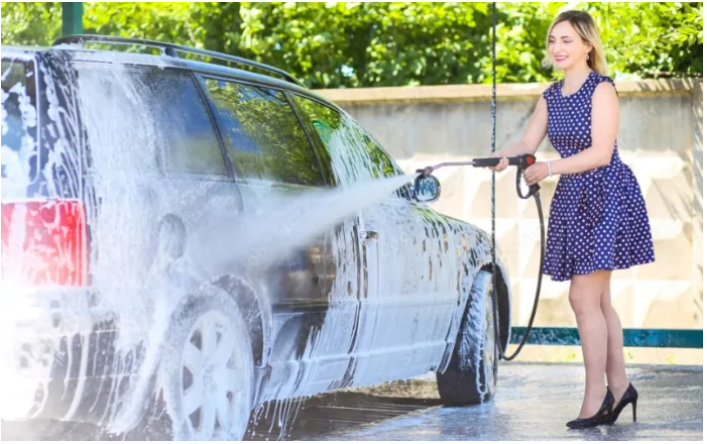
[1,200,88,287]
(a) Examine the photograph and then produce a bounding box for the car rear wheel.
[159,287,254,440]
[436,270,498,405]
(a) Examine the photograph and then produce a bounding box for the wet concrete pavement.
[319,363,703,441]
[3,363,701,440]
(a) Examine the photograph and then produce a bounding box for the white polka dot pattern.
[541,70,656,281]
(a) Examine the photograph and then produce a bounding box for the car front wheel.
[436,270,498,405]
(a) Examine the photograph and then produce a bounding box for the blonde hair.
[542,10,609,76]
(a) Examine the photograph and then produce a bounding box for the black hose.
[493,192,545,361]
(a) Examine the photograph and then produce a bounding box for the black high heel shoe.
[566,389,614,429]
[608,383,638,424]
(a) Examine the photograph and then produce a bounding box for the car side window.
[200,78,326,187]
[154,72,227,176]
[292,94,409,198]
[74,64,227,177]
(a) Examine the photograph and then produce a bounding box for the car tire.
[436,270,498,405]
[158,286,254,440]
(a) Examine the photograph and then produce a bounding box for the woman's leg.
[600,273,630,406]
[569,270,611,418]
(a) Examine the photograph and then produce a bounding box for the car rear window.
[1,59,39,200]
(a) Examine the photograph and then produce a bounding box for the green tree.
[82,2,246,55]
[241,2,495,87]
[1,2,62,46]
[1,2,702,86]
[581,2,703,78]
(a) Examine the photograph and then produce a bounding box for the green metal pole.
[62,2,84,36]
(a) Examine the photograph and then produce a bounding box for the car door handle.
[362,230,379,241]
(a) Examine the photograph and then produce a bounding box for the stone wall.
[317,79,703,358]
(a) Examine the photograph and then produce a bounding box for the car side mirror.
[413,174,441,203]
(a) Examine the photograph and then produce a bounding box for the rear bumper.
[2,287,145,424]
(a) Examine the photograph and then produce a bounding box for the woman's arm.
[496,96,549,158]
[549,82,619,175]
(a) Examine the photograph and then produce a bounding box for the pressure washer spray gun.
[414,153,543,362]
[415,153,540,200]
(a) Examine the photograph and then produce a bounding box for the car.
[1,35,512,440]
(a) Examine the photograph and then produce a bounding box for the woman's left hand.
[523,162,549,185]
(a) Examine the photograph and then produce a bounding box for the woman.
[490,10,655,429]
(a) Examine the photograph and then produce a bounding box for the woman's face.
[548,20,591,71]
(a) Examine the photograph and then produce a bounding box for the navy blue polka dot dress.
[541,70,656,282]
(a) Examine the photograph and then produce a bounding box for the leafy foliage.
[1,2,62,46]
[582,2,703,78]
[1,2,702,87]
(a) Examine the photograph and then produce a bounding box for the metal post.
[62,2,84,36]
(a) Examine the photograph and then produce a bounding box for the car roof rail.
[52,34,303,86]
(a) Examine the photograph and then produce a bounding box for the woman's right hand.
[488,153,509,172]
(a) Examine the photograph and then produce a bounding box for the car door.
[289,96,389,388]
[198,76,365,399]
[342,125,461,382]
[291,95,459,385]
